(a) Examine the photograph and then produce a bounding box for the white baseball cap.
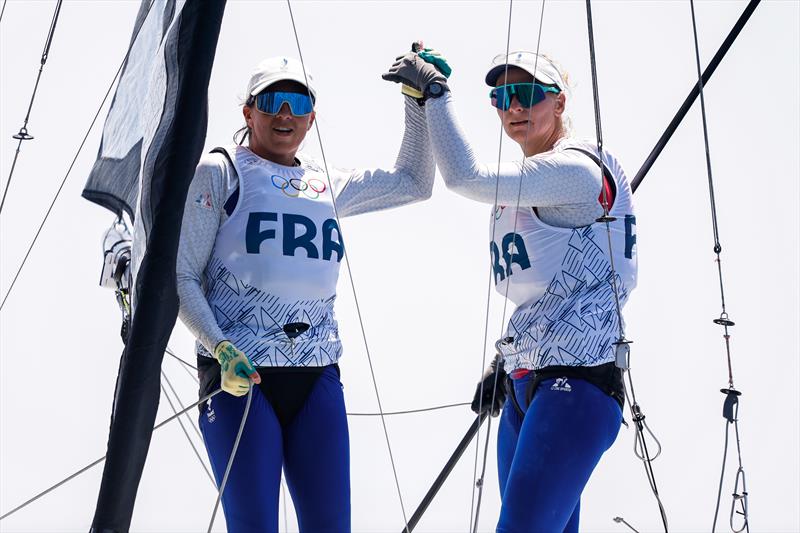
[485,51,566,89]
[246,56,317,100]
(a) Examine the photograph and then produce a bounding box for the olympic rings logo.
[271,174,327,199]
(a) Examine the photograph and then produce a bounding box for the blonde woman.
[385,50,637,532]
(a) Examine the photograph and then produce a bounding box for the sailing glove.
[214,340,261,397]
[382,51,449,99]
[418,48,452,78]
[471,357,507,417]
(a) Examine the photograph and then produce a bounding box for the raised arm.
[331,96,435,218]
[425,93,602,209]
[176,155,232,354]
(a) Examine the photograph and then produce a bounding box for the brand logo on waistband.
[551,377,572,392]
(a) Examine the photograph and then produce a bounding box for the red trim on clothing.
[598,173,615,211]
[510,368,531,380]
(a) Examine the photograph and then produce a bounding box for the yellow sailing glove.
[214,341,261,397]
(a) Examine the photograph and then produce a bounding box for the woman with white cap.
[177,56,434,531]
[384,51,637,531]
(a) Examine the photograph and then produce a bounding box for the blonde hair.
[540,54,573,138]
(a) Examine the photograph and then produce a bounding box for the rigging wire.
[348,402,470,417]
[166,346,200,373]
[170,339,470,417]
[284,0,409,528]
[161,368,204,442]
[468,0,516,528]
[686,1,749,531]
[583,0,669,530]
[0,0,157,313]
[471,1,550,529]
[207,385,253,533]
[0,0,63,215]
[614,516,641,533]
[0,0,7,26]
[630,0,760,193]
[160,373,216,487]
[0,388,223,522]
[167,343,470,417]
[0,346,470,525]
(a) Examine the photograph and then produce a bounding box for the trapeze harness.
[498,147,634,419]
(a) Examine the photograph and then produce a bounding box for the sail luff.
[88,1,226,531]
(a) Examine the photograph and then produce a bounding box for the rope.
[0,0,63,215]
[687,1,749,531]
[729,419,749,533]
[166,346,200,373]
[0,0,8,26]
[0,0,157,312]
[712,396,749,533]
[0,388,222,522]
[168,345,470,417]
[348,402,469,417]
[0,332,464,525]
[583,1,667,530]
[712,415,731,532]
[161,369,204,442]
[614,516,640,533]
[160,373,216,486]
[207,385,253,533]
[284,0,409,527]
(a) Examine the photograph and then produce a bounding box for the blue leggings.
[199,365,350,533]
[496,373,622,533]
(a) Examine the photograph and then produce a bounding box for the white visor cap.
[485,51,566,90]
[246,56,317,100]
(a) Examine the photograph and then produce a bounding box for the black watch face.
[429,83,443,96]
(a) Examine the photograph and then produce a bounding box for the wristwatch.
[424,81,448,100]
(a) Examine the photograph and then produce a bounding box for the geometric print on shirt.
[196,257,342,367]
[500,225,630,372]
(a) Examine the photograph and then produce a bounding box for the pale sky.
[1,1,798,532]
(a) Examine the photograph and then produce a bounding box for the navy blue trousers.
[199,365,350,532]
[496,373,622,533]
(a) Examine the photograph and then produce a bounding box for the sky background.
[1,1,798,532]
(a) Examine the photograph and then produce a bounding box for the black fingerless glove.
[471,357,507,417]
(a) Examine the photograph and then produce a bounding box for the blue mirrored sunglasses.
[254,91,314,116]
[489,83,560,111]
